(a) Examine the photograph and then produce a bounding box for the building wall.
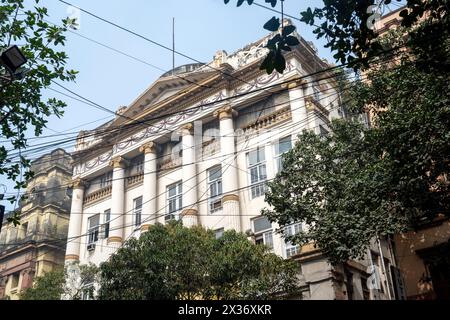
[65,28,395,300]
[0,149,72,300]
[394,219,450,299]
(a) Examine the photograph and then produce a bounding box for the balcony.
[127,173,144,189]
[84,185,112,206]
[242,106,292,134]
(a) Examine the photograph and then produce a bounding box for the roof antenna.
[172,17,175,76]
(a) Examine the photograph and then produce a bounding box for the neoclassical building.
[65,22,398,300]
[0,149,72,299]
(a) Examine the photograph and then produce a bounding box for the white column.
[139,142,157,232]
[108,156,128,246]
[180,123,199,227]
[65,179,86,263]
[214,106,241,232]
[288,81,311,139]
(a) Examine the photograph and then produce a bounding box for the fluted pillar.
[65,178,86,263]
[180,123,199,227]
[108,156,128,245]
[139,142,157,232]
[214,106,241,231]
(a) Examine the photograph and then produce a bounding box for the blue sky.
[1,0,403,209]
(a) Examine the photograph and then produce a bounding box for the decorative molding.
[213,106,238,120]
[107,236,122,244]
[242,106,292,134]
[181,208,198,217]
[126,173,144,189]
[222,194,239,203]
[65,254,79,261]
[305,96,330,117]
[139,141,157,154]
[109,156,129,169]
[69,178,87,190]
[179,123,194,136]
[84,185,112,207]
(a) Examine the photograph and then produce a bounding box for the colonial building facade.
[65,22,397,300]
[0,149,72,299]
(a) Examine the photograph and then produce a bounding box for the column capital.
[214,106,238,120]
[282,78,307,90]
[109,156,129,169]
[69,178,87,190]
[179,123,194,136]
[139,141,158,154]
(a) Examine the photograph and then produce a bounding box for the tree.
[20,269,65,300]
[19,262,99,300]
[224,0,449,73]
[0,0,77,225]
[98,222,301,300]
[263,23,450,264]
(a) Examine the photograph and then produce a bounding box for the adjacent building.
[0,149,72,299]
[373,8,450,300]
[65,20,397,300]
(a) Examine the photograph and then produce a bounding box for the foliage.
[19,262,99,300]
[0,0,77,225]
[263,23,450,264]
[98,222,301,300]
[224,0,450,72]
[20,268,65,300]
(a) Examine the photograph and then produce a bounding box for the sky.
[0,0,403,210]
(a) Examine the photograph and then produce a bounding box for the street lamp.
[0,45,28,82]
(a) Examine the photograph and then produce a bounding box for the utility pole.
[0,193,5,236]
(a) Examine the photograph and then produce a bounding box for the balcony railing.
[84,185,112,206]
[242,106,292,134]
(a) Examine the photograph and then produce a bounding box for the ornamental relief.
[76,68,292,176]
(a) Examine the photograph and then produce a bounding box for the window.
[253,216,273,250]
[208,166,222,213]
[284,222,302,258]
[247,147,267,199]
[313,83,320,101]
[274,136,292,173]
[319,125,329,137]
[10,273,19,289]
[21,222,28,239]
[103,209,111,239]
[87,214,100,245]
[81,284,94,300]
[132,155,144,174]
[214,228,224,239]
[136,160,144,174]
[100,172,113,189]
[133,196,143,227]
[361,276,371,300]
[166,181,182,221]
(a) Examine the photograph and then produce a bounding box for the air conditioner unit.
[87,243,96,252]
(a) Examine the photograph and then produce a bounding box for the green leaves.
[0,0,76,209]
[264,24,450,264]
[98,222,301,300]
[263,16,280,32]
[260,18,298,74]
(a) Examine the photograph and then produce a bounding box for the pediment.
[110,69,219,126]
